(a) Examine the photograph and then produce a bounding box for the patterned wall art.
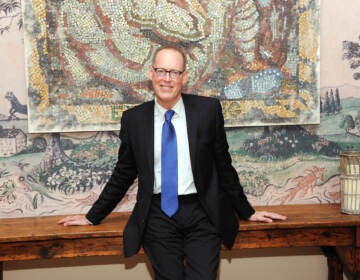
[22,0,320,133]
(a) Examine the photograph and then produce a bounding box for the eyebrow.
[152,66,184,72]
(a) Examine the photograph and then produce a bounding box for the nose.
[163,72,171,81]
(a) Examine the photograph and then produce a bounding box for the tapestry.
[22,0,320,132]
[2,0,360,218]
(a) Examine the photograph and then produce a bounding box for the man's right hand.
[58,215,92,226]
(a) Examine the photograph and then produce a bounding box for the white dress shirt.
[153,98,197,195]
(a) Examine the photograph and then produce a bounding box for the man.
[59,45,286,279]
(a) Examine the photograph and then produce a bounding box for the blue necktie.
[161,110,178,217]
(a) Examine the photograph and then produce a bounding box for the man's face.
[148,48,188,109]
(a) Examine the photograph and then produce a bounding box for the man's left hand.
[248,211,287,223]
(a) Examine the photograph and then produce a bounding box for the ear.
[148,65,153,80]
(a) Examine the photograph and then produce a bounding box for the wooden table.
[0,204,359,280]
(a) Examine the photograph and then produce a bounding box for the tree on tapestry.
[242,125,341,160]
[340,114,355,135]
[38,132,118,196]
[321,89,342,116]
[0,0,22,34]
[343,35,360,80]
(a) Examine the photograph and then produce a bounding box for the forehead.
[153,49,185,70]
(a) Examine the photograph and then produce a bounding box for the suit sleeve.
[86,110,138,224]
[213,99,255,220]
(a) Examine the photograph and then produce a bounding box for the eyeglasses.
[152,67,184,80]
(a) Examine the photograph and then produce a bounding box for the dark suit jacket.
[86,94,255,257]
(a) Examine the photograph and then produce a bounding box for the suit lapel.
[141,101,155,176]
[182,95,198,176]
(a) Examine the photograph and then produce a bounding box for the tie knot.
[165,110,175,122]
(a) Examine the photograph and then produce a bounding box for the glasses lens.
[169,71,180,79]
[155,68,166,77]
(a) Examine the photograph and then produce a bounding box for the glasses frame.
[152,66,185,80]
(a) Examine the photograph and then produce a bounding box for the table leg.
[322,246,343,280]
[336,246,360,280]
[0,262,3,280]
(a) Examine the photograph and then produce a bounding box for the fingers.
[249,211,287,223]
[257,215,273,223]
[58,215,88,226]
[264,211,287,221]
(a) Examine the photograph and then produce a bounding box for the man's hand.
[248,211,287,223]
[58,215,91,226]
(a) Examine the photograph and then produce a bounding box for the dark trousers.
[142,194,221,280]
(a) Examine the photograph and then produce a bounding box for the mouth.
[159,84,173,90]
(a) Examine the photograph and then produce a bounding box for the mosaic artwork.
[22,0,320,132]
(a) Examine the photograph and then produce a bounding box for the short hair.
[152,45,187,70]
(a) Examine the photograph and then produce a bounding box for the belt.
[152,193,198,201]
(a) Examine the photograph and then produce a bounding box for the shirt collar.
[154,97,185,120]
